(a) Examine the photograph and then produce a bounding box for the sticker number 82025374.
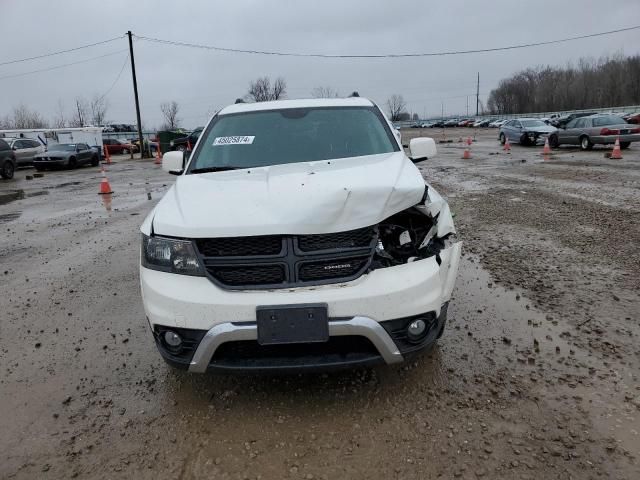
[213,136,255,146]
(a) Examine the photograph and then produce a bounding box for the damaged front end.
[372,185,458,271]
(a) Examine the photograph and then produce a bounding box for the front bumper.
[153,308,447,373]
[33,159,68,167]
[141,242,461,372]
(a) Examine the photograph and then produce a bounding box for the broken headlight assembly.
[372,197,453,269]
[141,234,204,276]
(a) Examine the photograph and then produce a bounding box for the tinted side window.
[574,119,586,128]
[0,139,9,150]
[31,140,41,148]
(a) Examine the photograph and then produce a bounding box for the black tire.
[549,134,559,148]
[520,134,530,146]
[122,148,130,155]
[91,154,99,166]
[579,136,593,151]
[620,142,630,150]
[34,166,44,171]
[1,160,15,179]
[68,156,77,169]
[499,132,506,145]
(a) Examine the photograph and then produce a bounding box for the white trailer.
[0,127,103,149]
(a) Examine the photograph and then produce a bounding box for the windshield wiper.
[190,166,243,174]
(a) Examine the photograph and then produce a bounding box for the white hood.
[150,152,426,238]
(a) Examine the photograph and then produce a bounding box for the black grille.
[210,265,285,286]
[299,257,369,281]
[210,336,382,370]
[196,236,282,257]
[196,227,377,289]
[297,227,375,252]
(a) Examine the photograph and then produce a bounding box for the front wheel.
[499,132,506,145]
[549,134,559,148]
[520,134,530,146]
[91,154,99,166]
[1,160,15,179]
[122,148,130,155]
[620,141,630,150]
[67,156,77,169]
[580,136,593,151]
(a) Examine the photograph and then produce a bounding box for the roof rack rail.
[235,98,245,104]
[349,91,360,97]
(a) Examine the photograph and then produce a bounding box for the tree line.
[1,75,413,131]
[487,54,640,115]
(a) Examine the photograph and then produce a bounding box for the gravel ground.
[1,129,639,479]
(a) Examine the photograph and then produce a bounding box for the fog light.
[407,319,427,341]
[164,330,182,348]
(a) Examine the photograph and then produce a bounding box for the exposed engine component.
[372,206,452,268]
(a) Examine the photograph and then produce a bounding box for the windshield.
[592,116,625,127]
[48,144,76,151]
[521,120,547,127]
[187,106,398,173]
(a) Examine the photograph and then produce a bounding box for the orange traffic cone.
[462,147,472,159]
[466,136,472,146]
[154,143,162,165]
[98,168,113,194]
[103,144,111,164]
[503,138,511,152]
[542,138,551,155]
[611,137,623,159]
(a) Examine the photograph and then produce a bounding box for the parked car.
[7,138,45,166]
[443,119,458,127]
[103,138,138,155]
[548,114,640,150]
[0,139,17,179]
[624,113,640,124]
[489,119,505,128]
[551,112,595,128]
[170,127,204,151]
[431,120,445,128]
[499,118,556,146]
[141,97,461,373]
[33,143,99,170]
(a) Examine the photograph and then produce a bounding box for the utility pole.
[127,31,145,158]
[476,72,480,117]
[466,96,469,116]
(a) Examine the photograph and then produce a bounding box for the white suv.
[140,97,461,373]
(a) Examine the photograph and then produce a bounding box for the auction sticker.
[213,136,255,146]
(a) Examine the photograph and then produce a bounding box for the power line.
[134,25,640,59]
[96,54,130,102]
[0,36,124,67]
[0,50,128,81]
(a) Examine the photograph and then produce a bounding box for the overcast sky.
[1,0,639,128]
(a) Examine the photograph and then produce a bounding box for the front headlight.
[141,234,204,276]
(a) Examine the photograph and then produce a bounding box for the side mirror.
[162,150,184,174]
[12,146,17,150]
[408,137,437,163]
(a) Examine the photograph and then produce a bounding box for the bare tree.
[311,86,340,98]
[411,113,419,121]
[53,99,67,128]
[90,95,109,126]
[12,103,48,129]
[160,101,180,130]
[246,76,287,102]
[70,97,88,127]
[386,94,407,122]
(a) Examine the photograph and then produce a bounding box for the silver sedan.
[548,114,640,150]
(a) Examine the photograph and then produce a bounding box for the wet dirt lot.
[1,130,639,479]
